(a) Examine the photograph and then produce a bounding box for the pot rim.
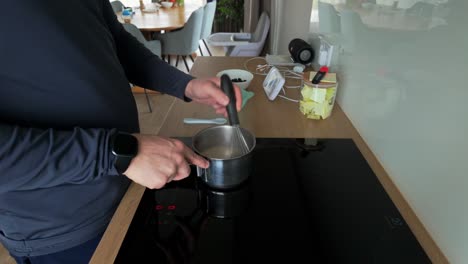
[192,125,256,161]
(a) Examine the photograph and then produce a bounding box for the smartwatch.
[110,132,139,174]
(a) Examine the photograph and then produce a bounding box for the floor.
[165,40,225,73]
[0,42,224,264]
[134,43,224,133]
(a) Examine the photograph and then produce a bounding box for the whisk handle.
[220,74,240,126]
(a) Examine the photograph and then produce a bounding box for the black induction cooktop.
[114,138,431,264]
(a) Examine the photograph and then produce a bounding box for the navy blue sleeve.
[101,0,194,100]
[0,124,118,193]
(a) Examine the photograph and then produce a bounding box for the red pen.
[311,66,329,84]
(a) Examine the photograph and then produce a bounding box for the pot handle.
[196,166,205,177]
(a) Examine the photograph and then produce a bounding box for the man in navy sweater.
[0,1,241,263]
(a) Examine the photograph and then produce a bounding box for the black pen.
[311,66,329,84]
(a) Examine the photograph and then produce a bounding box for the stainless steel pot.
[198,176,251,218]
[192,74,256,190]
[193,125,255,189]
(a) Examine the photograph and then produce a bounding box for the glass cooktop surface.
[114,138,430,264]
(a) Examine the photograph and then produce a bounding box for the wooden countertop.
[90,57,448,264]
[157,59,349,139]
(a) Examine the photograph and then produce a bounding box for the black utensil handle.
[220,74,240,126]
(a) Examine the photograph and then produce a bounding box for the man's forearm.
[101,0,193,99]
[0,124,119,193]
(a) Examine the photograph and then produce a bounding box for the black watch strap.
[114,156,133,175]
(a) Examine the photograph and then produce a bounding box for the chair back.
[227,12,269,56]
[122,23,147,44]
[200,1,217,40]
[155,7,204,55]
[250,12,270,43]
[123,23,161,56]
[111,1,125,12]
[176,7,205,54]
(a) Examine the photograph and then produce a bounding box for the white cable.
[283,72,304,89]
[278,86,300,103]
[244,57,307,79]
[284,85,302,89]
[243,57,268,75]
[284,71,303,78]
[244,58,306,101]
[278,95,299,103]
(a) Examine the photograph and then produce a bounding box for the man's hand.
[184,77,243,116]
[123,134,209,189]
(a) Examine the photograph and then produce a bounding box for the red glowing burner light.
[155,204,176,211]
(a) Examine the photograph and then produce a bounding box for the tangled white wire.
[243,57,304,103]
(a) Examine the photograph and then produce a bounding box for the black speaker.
[288,38,314,65]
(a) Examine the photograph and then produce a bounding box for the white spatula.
[183,118,227,125]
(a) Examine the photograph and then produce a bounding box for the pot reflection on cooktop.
[114,138,431,264]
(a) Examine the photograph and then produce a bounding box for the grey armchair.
[123,23,162,112]
[123,23,161,57]
[155,7,204,72]
[199,1,217,56]
[110,1,125,12]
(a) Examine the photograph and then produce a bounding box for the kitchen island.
[90,57,446,264]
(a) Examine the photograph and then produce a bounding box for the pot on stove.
[192,76,256,190]
[198,179,251,218]
[192,127,255,189]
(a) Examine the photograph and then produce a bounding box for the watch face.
[113,133,138,157]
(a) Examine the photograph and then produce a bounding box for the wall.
[333,2,467,263]
[269,0,313,55]
[271,0,467,263]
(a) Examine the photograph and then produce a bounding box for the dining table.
[116,2,203,38]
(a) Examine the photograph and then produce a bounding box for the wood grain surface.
[117,2,202,32]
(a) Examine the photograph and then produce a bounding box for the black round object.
[288,38,314,65]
